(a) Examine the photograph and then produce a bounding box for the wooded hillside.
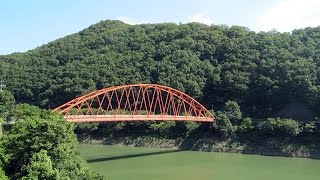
[1,20,320,120]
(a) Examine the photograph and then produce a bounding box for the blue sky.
[1,0,319,55]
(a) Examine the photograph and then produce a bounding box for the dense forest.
[1,20,320,161]
[1,20,320,119]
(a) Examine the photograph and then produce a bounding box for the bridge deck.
[65,115,214,122]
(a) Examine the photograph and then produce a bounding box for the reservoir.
[80,144,320,180]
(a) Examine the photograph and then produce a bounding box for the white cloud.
[188,12,214,25]
[257,0,320,32]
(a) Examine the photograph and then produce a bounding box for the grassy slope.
[79,144,320,180]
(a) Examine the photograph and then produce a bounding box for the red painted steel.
[52,84,215,122]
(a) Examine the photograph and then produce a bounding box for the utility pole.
[0,80,6,135]
[0,80,6,91]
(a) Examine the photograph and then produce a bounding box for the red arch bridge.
[52,84,215,123]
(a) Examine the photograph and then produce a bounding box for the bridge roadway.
[64,114,214,122]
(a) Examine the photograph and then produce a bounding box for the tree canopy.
[0,20,320,120]
[0,104,104,179]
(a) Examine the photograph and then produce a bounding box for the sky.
[0,0,320,55]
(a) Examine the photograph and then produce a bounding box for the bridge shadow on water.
[86,149,180,163]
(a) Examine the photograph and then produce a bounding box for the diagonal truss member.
[52,84,215,122]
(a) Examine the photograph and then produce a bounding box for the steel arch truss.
[52,84,214,122]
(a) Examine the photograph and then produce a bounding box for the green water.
[80,144,320,180]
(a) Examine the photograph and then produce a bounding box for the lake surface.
[80,144,320,180]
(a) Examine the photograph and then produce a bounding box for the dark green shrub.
[262,118,300,136]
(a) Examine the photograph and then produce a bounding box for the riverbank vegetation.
[75,99,320,158]
[0,91,104,179]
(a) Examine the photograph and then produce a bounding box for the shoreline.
[78,135,320,159]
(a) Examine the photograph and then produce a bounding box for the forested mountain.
[1,20,320,120]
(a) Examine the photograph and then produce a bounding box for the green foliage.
[74,122,99,134]
[22,150,60,180]
[185,121,199,133]
[0,141,8,179]
[215,101,242,137]
[149,121,175,137]
[262,118,300,136]
[238,117,254,133]
[303,121,316,133]
[0,142,8,168]
[55,155,104,180]
[0,167,8,180]
[10,103,56,120]
[223,100,242,123]
[0,117,4,124]
[1,105,104,179]
[216,113,235,137]
[0,90,15,120]
[3,115,76,178]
